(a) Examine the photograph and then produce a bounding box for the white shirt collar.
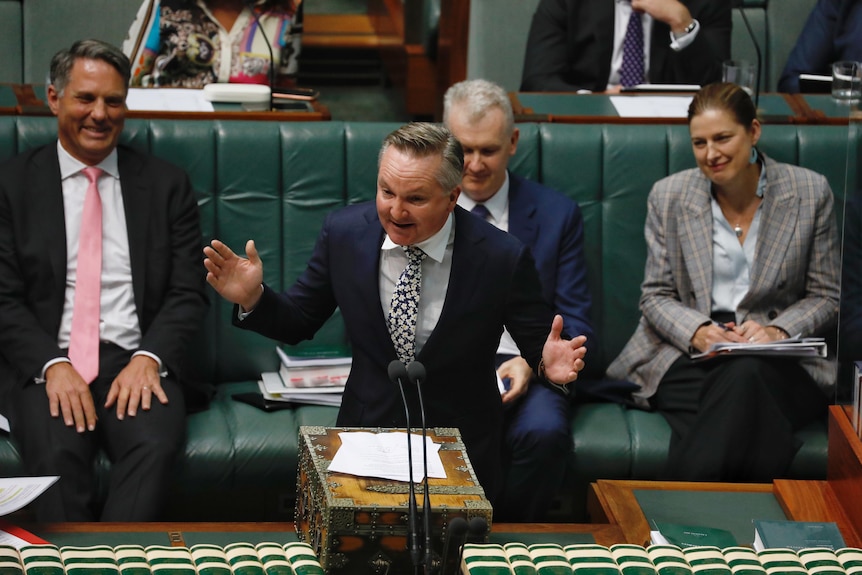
[56,140,119,180]
[381,211,454,263]
[456,171,510,223]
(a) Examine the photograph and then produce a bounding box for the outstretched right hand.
[203,239,265,311]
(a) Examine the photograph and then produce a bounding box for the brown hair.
[687,82,758,128]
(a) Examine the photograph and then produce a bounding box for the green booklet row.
[0,541,323,575]
[460,542,862,575]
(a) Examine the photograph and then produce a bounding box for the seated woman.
[123,0,303,88]
[607,82,839,482]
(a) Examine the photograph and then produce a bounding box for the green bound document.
[652,523,738,549]
[753,520,847,551]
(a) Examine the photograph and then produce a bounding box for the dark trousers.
[7,343,186,521]
[651,355,827,482]
[494,355,572,521]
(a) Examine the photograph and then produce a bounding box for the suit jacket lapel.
[595,3,616,88]
[418,208,488,360]
[743,157,797,304]
[356,207,395,355]
[117,148,150,317]
[34,145,68,312]
[507,173,538,246]
[679,174,714,313]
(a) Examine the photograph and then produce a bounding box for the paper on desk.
[0,476,58,517]
[125,88,215,112]
[610,95,693,118]
[328,431,446,483]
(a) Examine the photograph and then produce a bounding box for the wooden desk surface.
[0,84,331,122]
[590,478,862,548]
[22,521,625,549]
[510,91,858,125]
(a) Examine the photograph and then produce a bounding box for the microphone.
[387,360,422,572]
[241,0,276,111]
[406,361,433,573]
[440,517,468,575]
[734,1,762,107]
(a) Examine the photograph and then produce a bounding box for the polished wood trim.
[303,14,400,48]
[772,479,861,547]
[31,522,297,534]
[828,404,862,541]
[1,83,331,121]
[26,521,625,548]
[591,480,773,546]
[434,0,470,120]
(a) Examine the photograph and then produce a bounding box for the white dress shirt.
[41,142,159,380]
[379,213,455,355]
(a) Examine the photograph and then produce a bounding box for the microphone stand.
[388,360,422,574]
[440,517,468,575]
[407,361,433,574]
[736,4,762,108]
[242,0,276,111]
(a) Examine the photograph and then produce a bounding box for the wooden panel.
[773,479,862,547]
[303,14,400,48]
[591,479,773,546]
[828,404,862,538]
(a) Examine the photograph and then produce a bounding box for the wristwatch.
[681,19,697,35]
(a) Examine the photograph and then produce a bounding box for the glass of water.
[722,60,756,97]
[832,61,862,102]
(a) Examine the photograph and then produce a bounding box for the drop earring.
[749,147,759,164]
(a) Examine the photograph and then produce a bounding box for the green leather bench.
[0,117,854,521]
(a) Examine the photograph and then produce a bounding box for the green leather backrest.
[0,117,853,386]
[766,0,818,91]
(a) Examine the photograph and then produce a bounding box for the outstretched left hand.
[540,315,588,385]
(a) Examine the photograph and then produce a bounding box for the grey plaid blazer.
[607,155,840,404]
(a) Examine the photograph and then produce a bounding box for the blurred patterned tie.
[620,10,645,87]
[388,246,426,364]
[471,203,491,221]
[68,167,103,384]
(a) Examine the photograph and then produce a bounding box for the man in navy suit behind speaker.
[203,122,588,504]
[444,79,593,521]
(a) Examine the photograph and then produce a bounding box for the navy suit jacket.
[0,143,209,401]
[237,203,555,501]
[521,0,731,92]
[507,172,593,346]
[778,0,862,93]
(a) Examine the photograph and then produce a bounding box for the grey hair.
[50,39,131,96]
[442,78,515,136]
[379,123,464,193]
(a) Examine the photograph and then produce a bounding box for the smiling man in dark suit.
[0,40,208,521]
[203,123,588,503]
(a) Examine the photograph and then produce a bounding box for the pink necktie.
[68,167,103,384]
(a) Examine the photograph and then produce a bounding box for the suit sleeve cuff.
[669,19,700,51]
[37,357,72,384]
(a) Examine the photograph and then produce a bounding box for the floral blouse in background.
[123,0,303,88]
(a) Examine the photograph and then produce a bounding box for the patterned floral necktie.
[620,10,645,87]
[388,246,427,364]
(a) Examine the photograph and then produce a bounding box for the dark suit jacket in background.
[777,0,862,93]
[521,0,731,92]
[237,203,555,501]
[508,172,593,346]
[0,142,209,405]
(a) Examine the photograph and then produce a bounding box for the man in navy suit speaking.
[444,78,593,521]
[203,123,587,502]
